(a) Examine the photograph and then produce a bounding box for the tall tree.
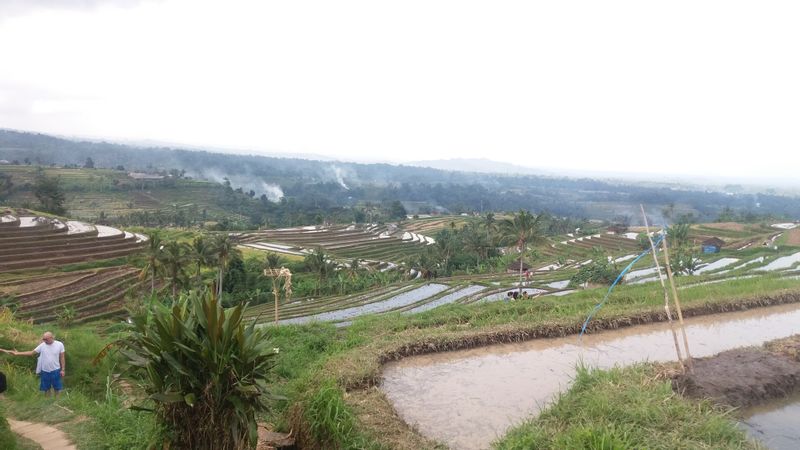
[463,222,490,267]
[500,210,546,295]
[212,234,241,299]
[433,229,456,274]
[33,173,66,215]
[667,223,691,248]
[0,172,12,200]
[304,247,336,294]
[190,236,217,283]
[264,252,284,270]
[159,240,191,299]
[139,231,164,294]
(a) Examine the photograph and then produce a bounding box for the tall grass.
[0,314,157,449]
[494,364,755,449]
[0,403,19,450]
[294,379,384,450]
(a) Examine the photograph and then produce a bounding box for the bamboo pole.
[265,267,293,325]
[273,280,280,324]
[640,204,685,372]
[661,236,694,371]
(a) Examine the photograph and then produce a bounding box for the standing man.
[3,331,65,397]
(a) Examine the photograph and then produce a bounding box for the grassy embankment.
[0,267,793,448]
[499,333,800,449]
[270,273,800,448]
[495,364,754,449]
[0,309,157,449]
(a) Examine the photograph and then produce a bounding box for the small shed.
[701,237,725,254]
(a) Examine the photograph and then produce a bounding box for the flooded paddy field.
[740,391,800,450]
[382,303,800,449]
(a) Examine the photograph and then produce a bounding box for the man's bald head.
[42,332,55,343]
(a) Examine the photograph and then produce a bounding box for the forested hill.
[2,129,799,224]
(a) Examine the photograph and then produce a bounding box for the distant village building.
[0,160,10,165]
[127,172,164,180]
[701,237,725,254]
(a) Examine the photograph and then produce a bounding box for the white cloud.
[0,0,798,182]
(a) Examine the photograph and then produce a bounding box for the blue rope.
[578,233,665,338]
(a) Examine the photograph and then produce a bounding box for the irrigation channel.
[740,391,800,450]
[381,302,800,450]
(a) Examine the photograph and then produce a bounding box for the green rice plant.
[121,289,279,449]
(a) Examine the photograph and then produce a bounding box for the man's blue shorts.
[39,369,63,392]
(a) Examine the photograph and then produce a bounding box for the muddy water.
[740,391,800,450]
[382,303,800,450]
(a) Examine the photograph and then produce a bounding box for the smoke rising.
[330,165,350,190]
[188,169,284,202]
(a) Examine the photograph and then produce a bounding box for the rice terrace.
[2,3,800,448]
[2,141,800,449]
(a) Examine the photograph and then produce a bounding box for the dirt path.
[7,419,76,450]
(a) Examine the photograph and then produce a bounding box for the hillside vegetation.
[4,129,800,224]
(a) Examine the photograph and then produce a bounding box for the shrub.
[569,248,619,287]
[122,290,279,449]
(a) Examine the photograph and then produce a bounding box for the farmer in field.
[1,331,66,397]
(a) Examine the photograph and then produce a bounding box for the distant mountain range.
[2,128,800,223]
[405,158,553,176]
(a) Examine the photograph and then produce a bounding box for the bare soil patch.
[673,345,800,408]
[257,423,294,449]
[784,228,800,246]
[765,334,800,361]
[703,222,747,232]
[0,272,87,296]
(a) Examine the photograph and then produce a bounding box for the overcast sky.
[1,0,798,183]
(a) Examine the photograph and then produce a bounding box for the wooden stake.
[640,204,685,372]
[661,236,694,371]
[273,279,280,324]
[264,267,293,325]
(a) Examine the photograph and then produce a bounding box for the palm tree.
[463,223,490,267]
[499,210,546,295]
[346,257,362,280]
[139,231,163,294]
[433,229,456,274]
[190,236,217,283]
[212,234,241,299]
[411,250,438,280]
[264,252,284,270]
[159,240,190,299]
[304,247,336,295]
[667,223,691,249]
